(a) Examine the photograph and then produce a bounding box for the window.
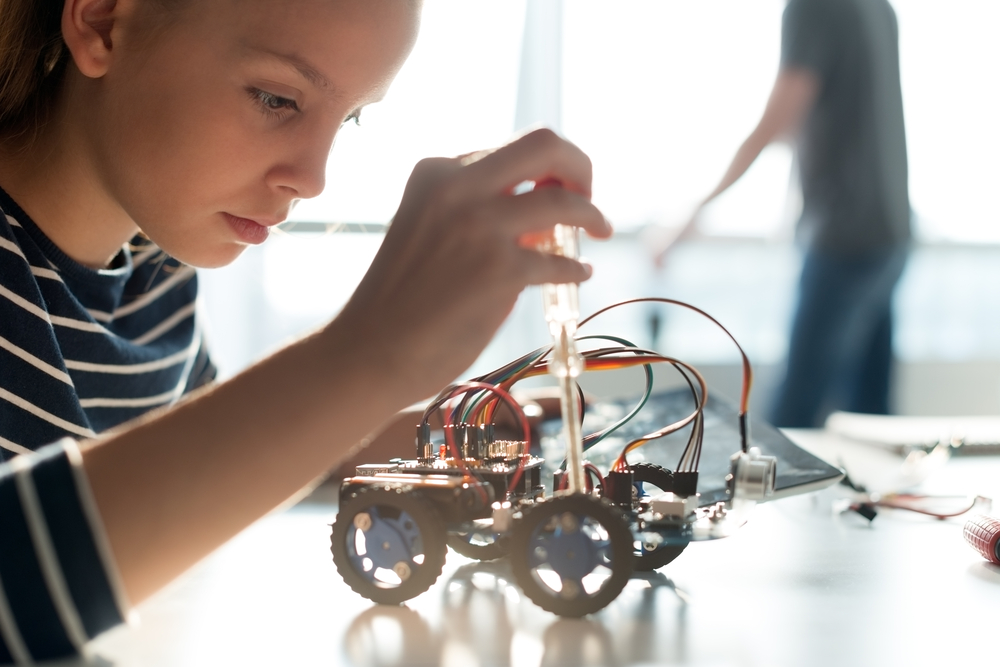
[201,0,1000,402]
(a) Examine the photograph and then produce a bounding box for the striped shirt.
[0,187,215,661]
[0,439,129,663]
[0,187,215,457]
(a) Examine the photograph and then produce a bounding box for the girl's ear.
[61,0,134,78]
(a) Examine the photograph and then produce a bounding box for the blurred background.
[199,0,1000,418]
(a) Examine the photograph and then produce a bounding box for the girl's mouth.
[223,213,272,245]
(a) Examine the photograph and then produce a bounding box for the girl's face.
[85,0,420,268]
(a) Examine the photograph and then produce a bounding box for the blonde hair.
[0,0,68,146]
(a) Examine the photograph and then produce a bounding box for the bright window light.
[202,0,1000,380]
[290,0,998,242]
[563,0,792,235]
[289,0,527,225]
[562,0,999,242]
[895,0,1000,243]
[262,233,383,317]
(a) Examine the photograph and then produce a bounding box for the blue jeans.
[769,245,909,428]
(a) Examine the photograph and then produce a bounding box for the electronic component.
[604,469,634,506]
[648,491,699,519]
[727,447,778,500]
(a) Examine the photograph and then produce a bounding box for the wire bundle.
[417,297,755,499]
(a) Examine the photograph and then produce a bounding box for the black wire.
[564,347,705,473]
[692,412,705,472]
[579,297,754,453]
[673,366,703,473]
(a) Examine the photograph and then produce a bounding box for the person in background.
[0,0,610,661]
[655,0,910,428]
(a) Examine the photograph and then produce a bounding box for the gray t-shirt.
[782,0,910,254]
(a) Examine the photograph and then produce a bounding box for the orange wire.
[609,357,707,471]
[440,381,532,502]
[579,297,753,415]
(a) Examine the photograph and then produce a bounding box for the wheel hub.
[347,507,423,576]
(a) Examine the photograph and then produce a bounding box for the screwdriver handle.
[963,514,1000,565]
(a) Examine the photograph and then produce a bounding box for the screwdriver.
[532,178,586,494]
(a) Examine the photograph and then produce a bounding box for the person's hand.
[649,206,702,270]
[333,129,612,403]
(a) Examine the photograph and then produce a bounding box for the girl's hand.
[335,129,612,400]
[81,135,608,608]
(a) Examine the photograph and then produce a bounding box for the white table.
[62,431,1000,667]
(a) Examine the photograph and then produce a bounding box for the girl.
[0,0,610,661]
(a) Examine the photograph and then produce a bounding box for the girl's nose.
[265,127,335,200]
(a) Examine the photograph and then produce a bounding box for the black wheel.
[331,485,447,605]
[630,463,688,571]
[447,520,510,561]
[510,494,633,617]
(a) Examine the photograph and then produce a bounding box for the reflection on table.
[72,433,1000,667]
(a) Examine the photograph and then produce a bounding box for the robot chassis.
[330,304,779,618]
[331,429,776,617]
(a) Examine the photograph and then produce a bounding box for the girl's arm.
[81,129,612,605]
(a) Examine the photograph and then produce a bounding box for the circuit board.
[539,388,843,504]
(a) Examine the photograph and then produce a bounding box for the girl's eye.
[248,88,299,117]
[344,109,362,126]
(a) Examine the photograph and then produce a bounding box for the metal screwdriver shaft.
[541,222,585,494]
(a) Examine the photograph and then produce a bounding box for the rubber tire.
[630,462,675,496]
[331,485,447,605]
[510,494,633,617]
[630,463,687,571]
[447,524,510,561]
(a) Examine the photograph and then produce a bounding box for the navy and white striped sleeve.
[0,438,131,664]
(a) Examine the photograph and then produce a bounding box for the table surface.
[58,430,1000,667]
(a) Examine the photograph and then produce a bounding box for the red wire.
[853,494,985,520]
[439,381,532,501]
[583,462,606,493]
